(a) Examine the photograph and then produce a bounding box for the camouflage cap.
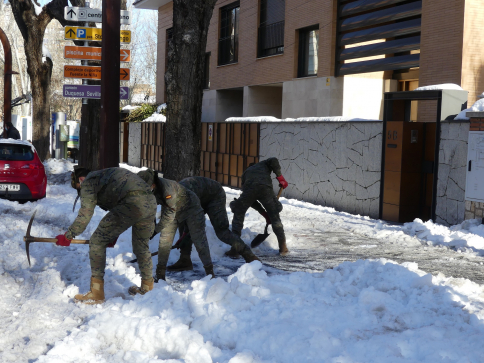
[70,165,91,189]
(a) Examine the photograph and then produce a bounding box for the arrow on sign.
[120,88,127,98]
[121,50,129,61]
[120,69,129,79]
[66,28,75,37]
[66,9,76,18]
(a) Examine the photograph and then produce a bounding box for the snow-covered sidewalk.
[1,159,484,362]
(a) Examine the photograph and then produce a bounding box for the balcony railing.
[218,35,238,66]
[258,20,284,58]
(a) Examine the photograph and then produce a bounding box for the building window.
[203,52,211,89]
[297,25,319,78]
[258,0,285,58]
[218,2,239,66]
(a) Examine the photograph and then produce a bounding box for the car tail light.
[21,164,40,169]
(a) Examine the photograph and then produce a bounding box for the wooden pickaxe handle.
[23,236,89,244]
[277,186,283,199]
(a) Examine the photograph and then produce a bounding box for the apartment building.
[134,0,484,121]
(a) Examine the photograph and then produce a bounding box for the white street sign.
[64,7,131,25]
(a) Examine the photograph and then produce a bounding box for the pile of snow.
[121,105,140,111]
[225,116,380,123]
[415,83,465,91]
[2,159,484,362]
[43,159,75,175]
[142,112,166,122]
[455,98,484,120]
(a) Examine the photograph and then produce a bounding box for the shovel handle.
[277,187,283,199]
[24,236,90,244]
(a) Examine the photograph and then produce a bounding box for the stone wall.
[435,121,469,226]
[128,122,141,168]
[260,121,383,219]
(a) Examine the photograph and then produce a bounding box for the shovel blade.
[251,232,270,248]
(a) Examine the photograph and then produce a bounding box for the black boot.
[154,265,166,283]
[204,264,215,278]
[167,252,193,272]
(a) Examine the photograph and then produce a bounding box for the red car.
[0,139,47,201]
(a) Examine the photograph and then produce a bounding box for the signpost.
[63,85,129,99]
[64,46,130,62]
[64,65,130,80]
[64,26,131,43]
[64,7,131,24]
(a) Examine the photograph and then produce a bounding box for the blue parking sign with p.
[77,29,86,38]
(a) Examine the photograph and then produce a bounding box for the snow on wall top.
[225,116,382,123]
[415,83,464,91]
[455,98,484,120]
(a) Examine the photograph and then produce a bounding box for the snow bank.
[415,83,464,91]
[122,105,140,111]
[34,261,484,363]
[43,159,75,175]
[2,160,484,362]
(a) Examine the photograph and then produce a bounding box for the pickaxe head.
[24,210,37,267]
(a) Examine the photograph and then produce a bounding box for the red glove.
[56,234,72,247]
[276,175,288,189]
[107,237,118,248]
[261,210,271,224]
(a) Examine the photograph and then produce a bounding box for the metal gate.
[201,122,260,188]
[140,122,165,172]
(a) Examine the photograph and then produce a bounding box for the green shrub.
[125,103,159,123]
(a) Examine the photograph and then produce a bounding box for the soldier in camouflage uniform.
[56,166,157,304]
[229,157,289,255]
[137,169,214,281]
[167,176,260,272]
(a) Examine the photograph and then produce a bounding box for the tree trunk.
[164,0,217,181]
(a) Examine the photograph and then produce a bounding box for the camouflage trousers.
[157,204,212,270]
[89,193,156,281]
[179,190,249,255]
[230,182,285,243]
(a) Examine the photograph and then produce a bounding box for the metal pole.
[82,2,90,106]
[0,27,13,138]
[99,0,120,168]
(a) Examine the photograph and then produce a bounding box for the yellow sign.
[64,26,131,44]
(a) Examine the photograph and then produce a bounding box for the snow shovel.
[24,210,90,267]
[128,231,190,263]
[250,187,283,248]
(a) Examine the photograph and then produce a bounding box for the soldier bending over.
[137,169,214,281]
[229,157,289,255]
[57,166,157,304]
[167,176,260,272]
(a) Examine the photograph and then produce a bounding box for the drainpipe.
[0,27,17,138]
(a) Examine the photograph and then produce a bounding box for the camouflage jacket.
[66,168,151,239]
[137,169,199,234]
[241,157,282,187]
[179,176,223,206]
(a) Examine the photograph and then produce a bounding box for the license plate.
[0,184,20,191]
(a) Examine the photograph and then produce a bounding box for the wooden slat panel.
[217,174,224,183]
[219,123,227,153]
[237,155,244,176]
[211,172,216,180]
[224,175,229,185]
[249,123,258,157]
[217,154,223,173]
[204,151,210,171]
[201,123,207,151]
[230,175,238,187]
[233,124,241,155]
[223,154,229,174]
[210,152,217,172]
[230,155,238,176]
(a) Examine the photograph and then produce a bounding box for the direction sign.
[64,65,130,80]
[64,26,131,43]
[64,46,131,62]
[64,7,131,24]
[63,85,129,99]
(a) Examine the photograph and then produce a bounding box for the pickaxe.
[24,210,89,266]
